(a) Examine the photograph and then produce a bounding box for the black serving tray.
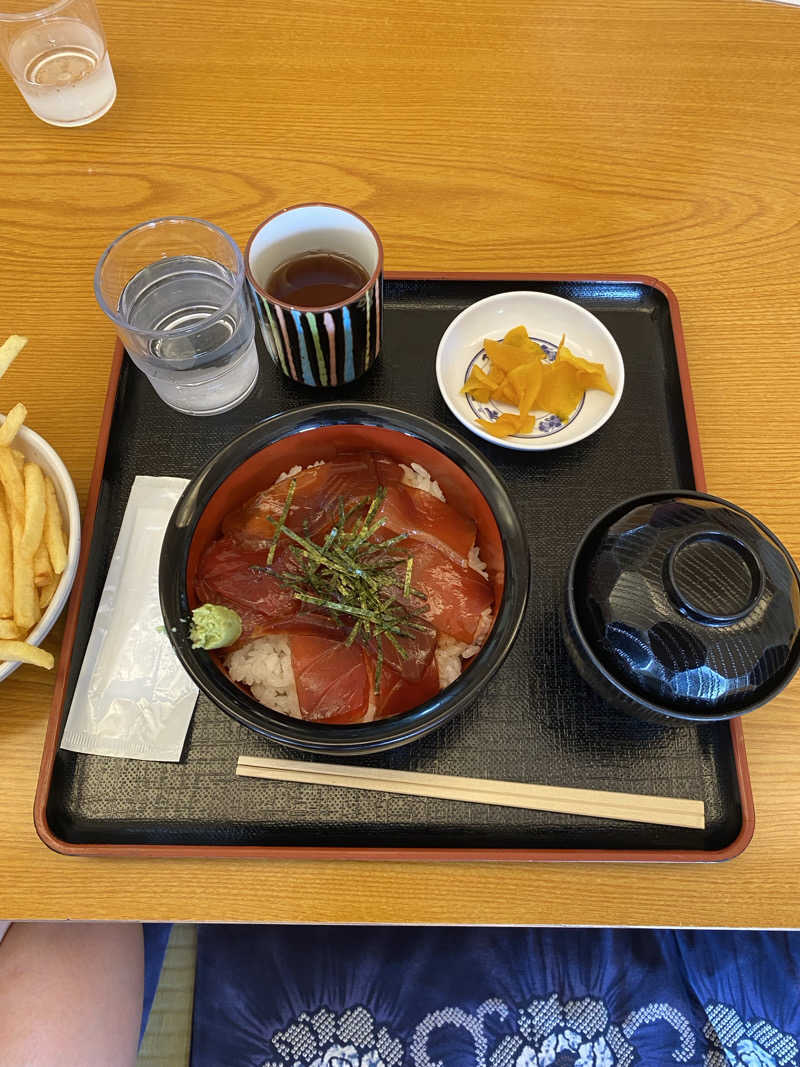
[35,274,753,860]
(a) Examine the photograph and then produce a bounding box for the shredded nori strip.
[252,486,429,692]
[266,477,296,565]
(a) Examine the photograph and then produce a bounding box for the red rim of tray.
[33,272,755,862]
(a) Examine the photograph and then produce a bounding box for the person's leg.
[0,921,144,1067]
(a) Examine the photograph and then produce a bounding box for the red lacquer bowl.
[160,403,529,756]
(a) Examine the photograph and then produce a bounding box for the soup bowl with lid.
[563,490,800,724]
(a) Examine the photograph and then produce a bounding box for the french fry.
[22,463,46,556]
[0,340,72,665]
[43,475,67,575]
[0,402,27,447]
[0,496,12,619]
[0,335,27,379]
[0,448,24,533]
[34,539,53,587]
[0,346,72,664]
[39,576,59,610]
[10,463,44,632]
[0,640,53,670]
[12,546,38,630]
[0,447,28,625]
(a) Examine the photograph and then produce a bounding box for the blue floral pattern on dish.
[537,413,564,434]
[463,335,585,439]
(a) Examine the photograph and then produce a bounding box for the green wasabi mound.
[189,604,243,650]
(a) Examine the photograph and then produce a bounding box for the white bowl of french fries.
[0,335,79,679]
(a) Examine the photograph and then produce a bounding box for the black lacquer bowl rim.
[160,401,530,755]
[566,489,800,723]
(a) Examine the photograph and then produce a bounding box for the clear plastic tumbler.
[95,217,260,416]
[0,0,116,127]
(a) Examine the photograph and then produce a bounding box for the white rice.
[226,459,493,717]
[275,459,323,483]
[227,635,301,719]
[275,465,302,483]
[435,635,469,689]
[467,545,488,579]
[435,606,494,687]
[400,462,445,501]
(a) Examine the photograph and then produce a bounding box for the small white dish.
[435,291,625,451]
[0,416,81,682]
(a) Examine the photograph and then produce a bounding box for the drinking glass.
[95,217,260,417]
[0,0,116,127]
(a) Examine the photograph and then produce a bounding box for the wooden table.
[1,0,798,926]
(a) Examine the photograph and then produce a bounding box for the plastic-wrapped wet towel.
[60,476,197,761]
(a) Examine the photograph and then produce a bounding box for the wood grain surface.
[1,0,799,925]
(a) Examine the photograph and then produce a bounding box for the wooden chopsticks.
[236,756,705,829]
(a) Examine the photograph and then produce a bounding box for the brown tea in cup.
[266,250,369,309]
[246,203,384,387]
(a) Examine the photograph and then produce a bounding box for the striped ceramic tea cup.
[245,203,383,387]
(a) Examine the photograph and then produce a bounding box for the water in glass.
[8,17,115,126]
[119,255,259,415]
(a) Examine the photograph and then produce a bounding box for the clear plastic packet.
[60,476,197,761]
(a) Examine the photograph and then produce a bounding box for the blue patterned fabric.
[140,922,172,1044]
[189,927,800,1067]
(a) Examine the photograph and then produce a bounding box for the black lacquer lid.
[575,492,800,713]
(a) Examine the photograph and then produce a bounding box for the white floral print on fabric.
[262,997,800,1067]
[264,1006,403,1067]
[411,998,509,1067]
[622,1002,696,1062]
[485,994,635,1067]
[703,1003,799,1067]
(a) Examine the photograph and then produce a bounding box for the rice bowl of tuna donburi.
[160,403,529,756]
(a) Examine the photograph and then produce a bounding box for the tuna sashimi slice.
[195,538,298,626]
[223,452,380,548]
[377,484,477,562]
[367,622,438,683]
[373,654,442,719]
[406,541,494,644]
[289,634,371,723]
